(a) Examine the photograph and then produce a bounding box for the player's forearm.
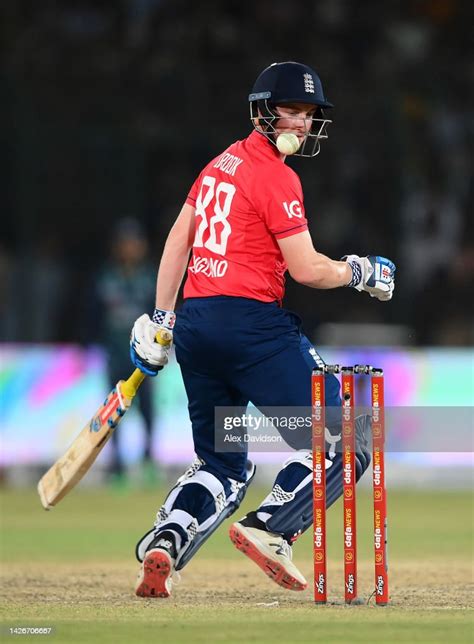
[279,231,352,290]
[155,239,191,311]
[293,252,352,289]
[155,203,195,311]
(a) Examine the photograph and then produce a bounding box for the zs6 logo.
[283,200,303,218]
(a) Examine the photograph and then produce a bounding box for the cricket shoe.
[229,515,308,591]
[135,532,178,598]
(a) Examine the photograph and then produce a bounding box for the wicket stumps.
[311,364,389,606]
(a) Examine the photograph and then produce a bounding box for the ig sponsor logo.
[283,200,303,218]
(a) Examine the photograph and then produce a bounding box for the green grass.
[1,487,472,562]
[2,609,472,643]
[1,486,472,643]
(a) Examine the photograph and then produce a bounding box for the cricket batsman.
[129,61,396,597]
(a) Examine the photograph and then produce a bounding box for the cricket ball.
[276,132,300,155]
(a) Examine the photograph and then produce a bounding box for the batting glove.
[130,309,175,376]
[344,255,396,302]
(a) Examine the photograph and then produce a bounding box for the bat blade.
[38,329,172,510]
[37,382,132,509]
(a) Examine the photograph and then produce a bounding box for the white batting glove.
[130,310,175,376]
[344,255,396,302]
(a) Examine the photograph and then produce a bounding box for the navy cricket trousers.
[173,297,341,482]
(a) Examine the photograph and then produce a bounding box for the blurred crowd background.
[1,0,472,348]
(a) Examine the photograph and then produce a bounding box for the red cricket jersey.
[183,130,308,304]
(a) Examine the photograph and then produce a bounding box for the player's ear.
[253,107,264,127]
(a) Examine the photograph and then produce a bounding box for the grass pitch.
[0,484,472,643]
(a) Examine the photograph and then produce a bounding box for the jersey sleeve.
[255,165,308,240]
[186,173,202,207]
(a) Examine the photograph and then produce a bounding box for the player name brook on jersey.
[213,153,244,176]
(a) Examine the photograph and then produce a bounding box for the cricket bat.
[37,329,172,510]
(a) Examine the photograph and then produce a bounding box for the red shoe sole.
[135,549,172,598]
[229,524,307,591]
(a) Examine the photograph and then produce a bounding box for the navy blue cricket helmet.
[249,61,333,157]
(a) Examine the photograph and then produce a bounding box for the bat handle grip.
[120,328,173,398]
[155,328,173,346]
[121,369,146,398]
